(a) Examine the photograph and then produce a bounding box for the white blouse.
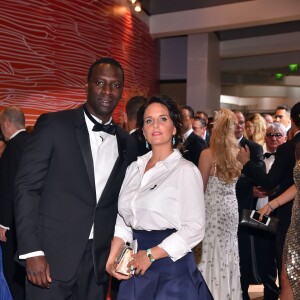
[114,149,206,261]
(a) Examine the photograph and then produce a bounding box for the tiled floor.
[249,284,264,300]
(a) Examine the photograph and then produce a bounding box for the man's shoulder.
[242,137,262,151]
[187,132,205,145]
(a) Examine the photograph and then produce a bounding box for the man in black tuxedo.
[14,58,137,299]
[233,110,265,300]
[181,106,207,166]
[0,107,28,299]
[251,122,287,300]
[237,102,300,288]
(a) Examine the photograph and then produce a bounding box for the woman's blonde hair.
[210,109,242,183]
[245,113,266,146]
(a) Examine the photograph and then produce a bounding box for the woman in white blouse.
[106,95,213,299]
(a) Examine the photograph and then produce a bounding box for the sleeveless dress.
[283,162,300,298]
[0,245,12,300]
[198,175,242,300]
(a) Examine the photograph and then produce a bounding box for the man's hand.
[26,256,52,288]
[237,145,251,166]
[253,186,268,198]
[0,227,7,242]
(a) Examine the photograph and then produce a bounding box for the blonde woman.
[198,109,242,300]
[245,113,266,149]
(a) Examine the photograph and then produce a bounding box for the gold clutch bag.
[115,244,133,276]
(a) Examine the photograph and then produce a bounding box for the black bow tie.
[264,152,275,159]
[83,104,116,135]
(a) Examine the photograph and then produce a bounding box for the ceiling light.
[129,0,137,4]
[134,2,142,12]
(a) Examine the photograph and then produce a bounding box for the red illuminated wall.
[0,0,158,126]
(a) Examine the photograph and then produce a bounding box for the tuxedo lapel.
[74,106,96,196]
[98,125,126,204]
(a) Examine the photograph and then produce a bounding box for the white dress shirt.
[256,154,275,209]
[85,113,118,239]
[183,128,193,142]
[114,149,206,261]
[19,112,118,259]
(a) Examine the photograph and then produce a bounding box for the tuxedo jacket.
[242,132,300,228]
[130,129,150,157]
[236,137,265,214]
[182,131,207,166]
[14,106,137,284]
[0,131,29,230]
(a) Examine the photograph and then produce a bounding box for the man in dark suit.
[125,95,149,156]
[195,111,210,146]
[233,110,265,300]
[0,107,28,299]
[181,106,207,166]
[14,58,137,299]
[237,102,300,289]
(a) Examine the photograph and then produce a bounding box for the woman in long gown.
[258,143,300,299]
[106,95,213,299]
[198,109,242,300]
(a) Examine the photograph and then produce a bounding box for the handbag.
[239,209,279,234]
[115,244,133,276]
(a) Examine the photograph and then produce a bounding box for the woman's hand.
[106,259,131,281]
[258,203,273,220]
[127,250,152,276]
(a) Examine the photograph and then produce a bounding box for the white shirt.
[114,149,206,261]
[19,112,118,259]
[183,128,193,142]
[85,113,118,238]
[256,153,275,209]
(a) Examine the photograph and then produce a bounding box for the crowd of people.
[0,57,299,300]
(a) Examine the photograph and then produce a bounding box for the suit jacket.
[14,106,137,284]
[236,137,265,214]
[182,131,207,166]
[242,132,300,229]
[0,131,29,229]
[130,129,150,157]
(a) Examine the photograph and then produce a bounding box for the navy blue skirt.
[117,229,213,300]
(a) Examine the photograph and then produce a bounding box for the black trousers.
[254,231,279,300]
[238,227,254,300]
[1,229,26,299]
[26,240,107,300]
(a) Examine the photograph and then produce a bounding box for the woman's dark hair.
[291,102,300,128]
[137,95,183,148]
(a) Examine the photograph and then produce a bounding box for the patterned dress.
[283,162,300,298]
[198,176,242,300]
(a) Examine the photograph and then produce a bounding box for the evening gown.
[283,162,300,298]
[0,246,12,300]
[198,175,242,300]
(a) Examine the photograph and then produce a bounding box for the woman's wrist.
[146,248,156,263]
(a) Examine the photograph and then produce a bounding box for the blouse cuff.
[114,224,133,245]
[158,233,190,262]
